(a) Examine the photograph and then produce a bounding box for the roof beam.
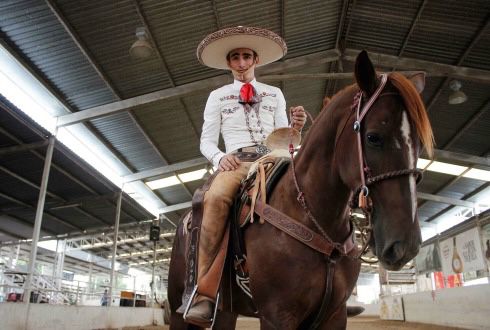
[425,148,490,169]
[425,18,490,113]
[260,70,453,82]
[425,182,490,223]
[0,141,49,156]
[417,192,482,208]
[131,0,197,198]
[343,49,490,84]
[397,0,427,58]
[56,50,340,126]
[161,201,192,214]
[441,99,490,150]
[0,192,81,231]
[0,165,110,226]
[0,228,25,240]
[48,0,185,204]
[123,157,209,183]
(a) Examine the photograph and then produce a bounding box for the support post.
[108,189,123,306]
[24,136,55,303]
[151,240,157,307]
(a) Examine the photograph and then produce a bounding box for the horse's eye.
[367,133,383,147]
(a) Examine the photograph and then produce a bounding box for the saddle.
[178,155,291,314]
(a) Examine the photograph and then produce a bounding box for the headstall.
[288,74,422,260]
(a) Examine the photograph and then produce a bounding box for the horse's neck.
[279,98,353,238]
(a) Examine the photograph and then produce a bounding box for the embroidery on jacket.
[222,106,240,115]
[259,91,277,97]
[220,95,239,101]
[261,105,276,112]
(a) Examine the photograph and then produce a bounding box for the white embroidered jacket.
[200,79,288,167]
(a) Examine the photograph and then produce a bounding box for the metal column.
[150,240,157,307]
[24,136,55,303]
[108,189,123,306]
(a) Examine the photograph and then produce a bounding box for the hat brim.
[197,27,287,70]
[265,127,301,151]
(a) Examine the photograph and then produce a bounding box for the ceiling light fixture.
[129,27,154,60]
[146,168,209,190]
[448,80,467,105]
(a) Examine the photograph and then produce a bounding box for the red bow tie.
[240,83,254,104]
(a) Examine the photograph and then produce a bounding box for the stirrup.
[183,285,199,320]
[183,285,220,328]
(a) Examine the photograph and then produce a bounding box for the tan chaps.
[196,161,252,300]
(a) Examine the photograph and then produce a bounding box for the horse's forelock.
[389,73,434,157]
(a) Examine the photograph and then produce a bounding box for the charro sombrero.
[197,26,287,70]
[265,127,301,151]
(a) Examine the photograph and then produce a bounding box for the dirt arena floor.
[127,316,465,329]
[234,316,465,329]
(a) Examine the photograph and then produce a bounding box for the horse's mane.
[388,72,434,157]
[314,73,434,156]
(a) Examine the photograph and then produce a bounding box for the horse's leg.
[168,220,192,330]
[212,311,238,330]
[169,313,205,330]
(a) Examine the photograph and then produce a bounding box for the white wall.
[403,284,490,330]
[0,303,164,330]
[359,284,490,329]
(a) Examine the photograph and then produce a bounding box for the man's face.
[227,48,258,82]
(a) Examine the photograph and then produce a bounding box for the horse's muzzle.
[380,240,420,271]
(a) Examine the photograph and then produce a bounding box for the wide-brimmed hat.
[197,26,287,70]
[265,127,301,151]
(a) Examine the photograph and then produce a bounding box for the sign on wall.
[415,243,442,274]
[440,227,485,276]
[481,223,490,264]
[380,295,405,321]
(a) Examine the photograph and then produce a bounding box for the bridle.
[288,73,422,260]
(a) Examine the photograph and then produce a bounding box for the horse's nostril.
[382,241,404,264]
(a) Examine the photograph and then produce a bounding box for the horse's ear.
[354,50,377,96]
[408,72,426,93]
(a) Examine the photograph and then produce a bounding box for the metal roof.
[0,0,489,276]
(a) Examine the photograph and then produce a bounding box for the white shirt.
[200,79,289,167]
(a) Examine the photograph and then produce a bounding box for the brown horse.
[167,50,433,329]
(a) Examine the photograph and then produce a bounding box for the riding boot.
[185,162,251,326]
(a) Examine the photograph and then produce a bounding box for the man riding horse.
[182,26,307,326]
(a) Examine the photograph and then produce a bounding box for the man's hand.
[291,106,307,131]
[218,154,241,171]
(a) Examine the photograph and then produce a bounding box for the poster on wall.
[440,227,486,276]
[380,296,405,321]
[415,243,442,273]
[481,223,490,264]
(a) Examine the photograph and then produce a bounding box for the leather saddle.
[178,156,291,314]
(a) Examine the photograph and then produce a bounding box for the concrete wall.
[358,284,490,329]
[0,303,164,330]
[403,284,490,330]
[2,285,489,329]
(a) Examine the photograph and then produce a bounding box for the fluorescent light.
[463,168,490,182]
[417,158,431,169]
[178,169,207,182]
[146,176,180,189]
[147,168,209,189]
[426,161,467,176]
